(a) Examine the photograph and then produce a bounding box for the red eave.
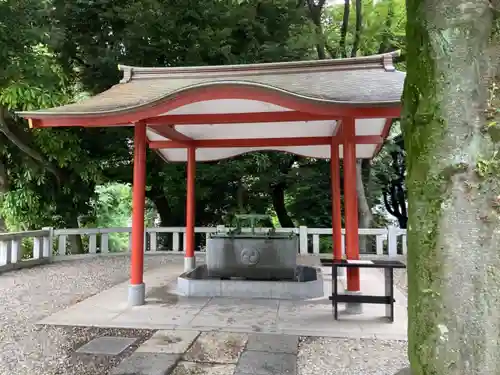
[22,84,401,128]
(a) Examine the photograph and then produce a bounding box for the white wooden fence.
[0,228,53,272]
[54,226,407,257]
[0,226,407,273]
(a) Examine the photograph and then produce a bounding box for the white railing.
[0,226,407,273]
[53,225,407,257]
[0,227,53,272]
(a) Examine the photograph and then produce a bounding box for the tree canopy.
[0,0,407,252]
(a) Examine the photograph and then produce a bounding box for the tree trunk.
[66,215,84,254]
[305,0,328,60]
[339,0,350,58]
[151,195,173,227]
[356,160,372,253]
[404,1,500,374]
[350,0,362,58]
[271,182,295,228]
[237,179,246,213]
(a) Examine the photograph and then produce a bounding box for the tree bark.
[339,0,350,58]
[66,215,84,254]
[271,182,295,228]
[237,179,246,213]
[356,160,372,253]
[0,107,62,185]
[305,0,327,59]
[404,1,500,374]
[150,194,173,227]
[350,0,362,57]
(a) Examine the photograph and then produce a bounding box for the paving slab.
[171,361,236,375]
[277,301,365,336]
[183,331,247,364]
[76,336,137,355]
[246,333,298,354]
[111,300,207,327]
[110,353,180,375]
[235,351,297,375]
[136,329,200,354]
[37,258,408,340]
[188,298,278,331]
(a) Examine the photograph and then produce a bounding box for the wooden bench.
[322,259,406,322]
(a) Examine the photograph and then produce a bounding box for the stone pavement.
[38,261,408,341]
[76,330,299,375]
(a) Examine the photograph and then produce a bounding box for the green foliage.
[47,0,319,231]
[0,0,409,243]
[323,0,406,58]
[0,0,132,235]
[88,183,156,251]
[319,236,333,254]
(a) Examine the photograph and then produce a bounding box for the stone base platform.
[176,265,324,299]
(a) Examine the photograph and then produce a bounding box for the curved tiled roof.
[19,52,404,117]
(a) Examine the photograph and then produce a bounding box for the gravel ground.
[0,254,411,375]
[297,337,409,375]
[295,265,410,375]
[0,254,175,375]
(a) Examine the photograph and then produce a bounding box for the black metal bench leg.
[384,268,395,322]
[333,265,338,320]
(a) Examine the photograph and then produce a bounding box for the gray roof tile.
[19,53,404,117]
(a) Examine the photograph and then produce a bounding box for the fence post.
[0,240,10,265]
[299,226,308,254]
[42,227,54,258]
[173,232,180,252]
[402,233,407,255]
[101,234,109,253]
[312,234,320,254]
[58,235,67,256]
[388,226,398,257]
[150,231,157,252]
[376,234,385,255]
[11,239,21,263]
[33,237,42,259]
[89,234,97,254]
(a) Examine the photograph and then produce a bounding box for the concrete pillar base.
[345,291,363,315]
[184,256,196,272]
[128,283,145,306]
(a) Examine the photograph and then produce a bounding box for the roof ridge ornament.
[382,51,400,72]
[119,65,133,83]
[114,53,399,81]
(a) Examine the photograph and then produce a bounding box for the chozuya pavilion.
[18,52,404,306]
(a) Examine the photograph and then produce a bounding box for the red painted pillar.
[330,140,342,261]
[184,146,196,272]
[129,121,147,306]
[342,118,361,292]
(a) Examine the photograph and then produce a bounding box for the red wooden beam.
[330,141,342,261]
[130,121,147,305]
[148,125,193,143]
[145,111,338,125]
[184,146,196,270]
[342,117,360,292]
[148,135,383,149]
[373,118,395,155]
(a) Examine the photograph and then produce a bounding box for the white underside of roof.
[157,144,378,162]
[147,99,387,162]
